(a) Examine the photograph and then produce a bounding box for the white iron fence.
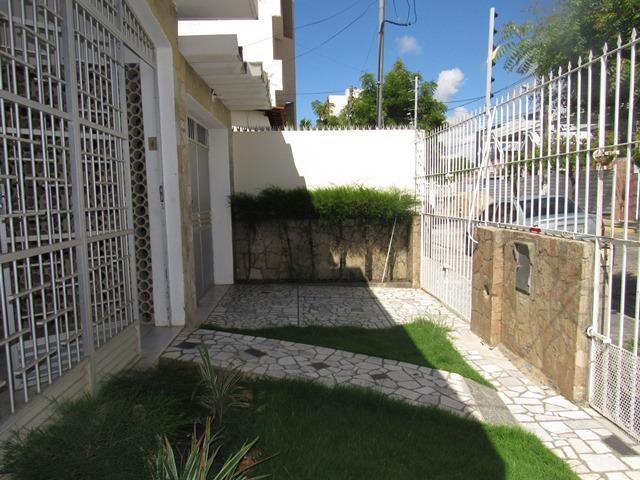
[417,30,640,439]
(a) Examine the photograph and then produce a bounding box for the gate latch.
[585,326,611,344]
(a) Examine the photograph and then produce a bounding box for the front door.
[188,118,214,301]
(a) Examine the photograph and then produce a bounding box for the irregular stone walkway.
[167,329,494,421]
[166,285,640,480]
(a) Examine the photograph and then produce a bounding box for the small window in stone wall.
[514,242,532,295]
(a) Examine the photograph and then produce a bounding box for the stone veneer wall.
[233,217,421,284]
[471,227,594,402]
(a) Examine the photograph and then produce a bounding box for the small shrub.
[197,344,248,425]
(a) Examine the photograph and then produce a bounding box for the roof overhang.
[174,0,259,20]
[178,34,271,111]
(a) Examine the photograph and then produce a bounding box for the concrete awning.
[178,34,271,111]
[174,0,258,20]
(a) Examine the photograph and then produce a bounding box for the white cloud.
[435,68,465,102]
[447,106,470,124]
[396,35,422,54]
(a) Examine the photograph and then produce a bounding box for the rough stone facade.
[471,227,593,402]
[234,217,420,284]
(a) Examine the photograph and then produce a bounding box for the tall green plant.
[197,344,248,425]
[150,418,264,480]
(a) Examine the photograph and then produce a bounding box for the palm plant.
[150,418,264,480]
[196,344,248,425]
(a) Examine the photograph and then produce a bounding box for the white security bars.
[417,30,640,439]
[0,0,153,417]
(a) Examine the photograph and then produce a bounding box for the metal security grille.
[417,30,640,439]
[0,0,154,416]
[126,63,153,324]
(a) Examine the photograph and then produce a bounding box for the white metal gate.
[0,0,154,417]
[417,30,640,439]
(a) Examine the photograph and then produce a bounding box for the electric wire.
[297,0,365,29]
[293,0,376,61]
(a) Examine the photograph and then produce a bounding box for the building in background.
[177,0,297,128]
[328,87,361,117]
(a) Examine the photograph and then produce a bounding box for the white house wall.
[232,129,417,193]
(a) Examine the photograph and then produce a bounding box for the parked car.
[465,195,598,254]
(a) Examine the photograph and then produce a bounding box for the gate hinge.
[159,185,164,204]
[585,326,611,344]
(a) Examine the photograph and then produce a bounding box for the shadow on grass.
[228,377,578,480]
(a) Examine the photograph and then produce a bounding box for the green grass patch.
[1,361,203,480]
[229,185,418,224]
[203,318,493,388]
[229,377,579,480]
[1,362,578,480]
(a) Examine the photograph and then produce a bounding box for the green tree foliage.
[500,0,640,75]
[311,99,341,127]
[299,118,312,129]
[310,59,446,130]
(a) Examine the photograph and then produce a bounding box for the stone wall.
[233,217,420,284]
[471,227,593,402]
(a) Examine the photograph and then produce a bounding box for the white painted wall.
[232,129,418,193]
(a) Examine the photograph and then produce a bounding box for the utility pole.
[376,0,385,128]
[413,75,419,129]
[347,85,354,127]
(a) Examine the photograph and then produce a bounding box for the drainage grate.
[371,373,390,381]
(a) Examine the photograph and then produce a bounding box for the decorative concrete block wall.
[233,217,421,284]
[471,227,594,402]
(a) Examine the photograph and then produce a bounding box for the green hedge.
[230,186,418,224]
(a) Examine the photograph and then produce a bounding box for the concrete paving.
[166,284,640,480]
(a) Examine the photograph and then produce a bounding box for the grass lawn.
[203,318,493,388]
[1,361,578,480]
[230,376,578,480]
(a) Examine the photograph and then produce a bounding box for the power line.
[297,0,365,29]
[241,0,372,48]
[444,95,485,105]
[293,0,377,61]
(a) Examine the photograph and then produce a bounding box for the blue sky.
[294,0,539,124]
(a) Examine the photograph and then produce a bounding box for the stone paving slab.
[166,329,484,421]
[189,284,640,479]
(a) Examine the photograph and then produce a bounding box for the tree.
[299,118,312,129]
[499,0,640,76]
[311,99,341,127]
[310,59,446,130]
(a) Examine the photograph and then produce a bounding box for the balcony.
[178,34,271,111]
[174,0,259,20]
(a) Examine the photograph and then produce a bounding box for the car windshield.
[518,197,583,219]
